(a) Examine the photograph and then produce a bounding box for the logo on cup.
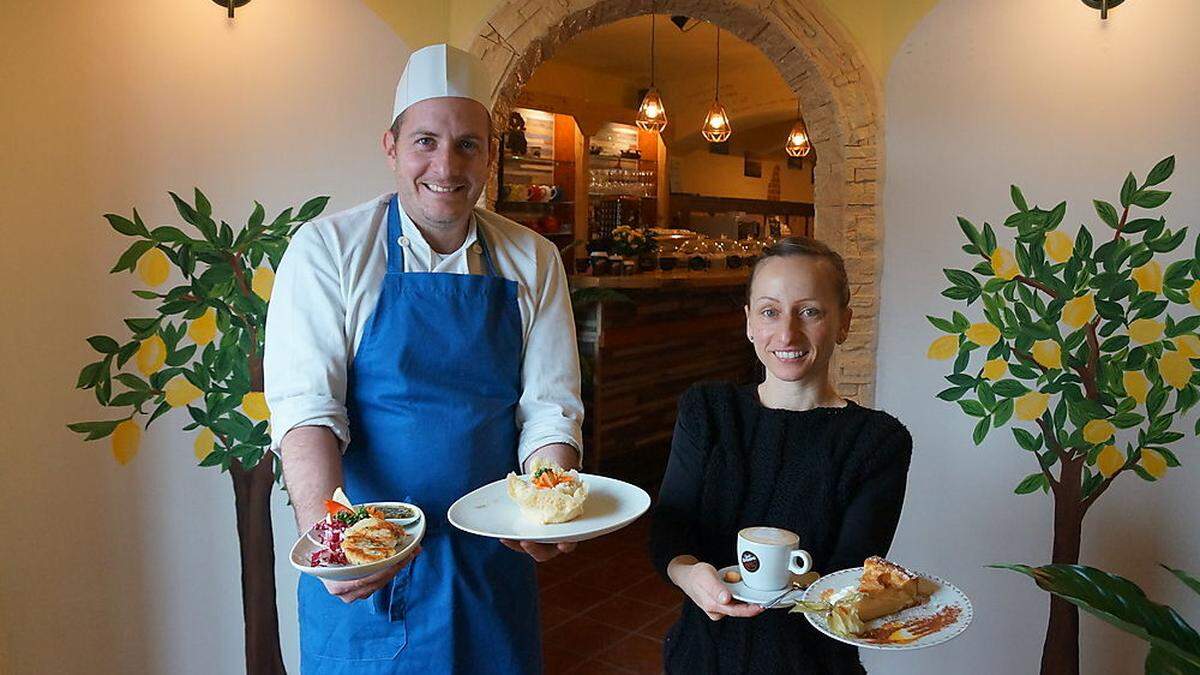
[741,551,760,573]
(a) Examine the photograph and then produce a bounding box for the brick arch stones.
[471,0,883,403]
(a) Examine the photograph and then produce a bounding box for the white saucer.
[716,565,807,608]
[447,473,650,544]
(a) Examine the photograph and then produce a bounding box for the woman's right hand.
[671,559,765,621]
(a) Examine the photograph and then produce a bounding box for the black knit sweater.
[650,382,913,675]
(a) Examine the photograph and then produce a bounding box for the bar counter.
[571,269,758,485]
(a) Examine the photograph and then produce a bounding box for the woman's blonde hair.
[746,236,850,307]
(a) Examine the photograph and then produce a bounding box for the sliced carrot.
[325,499,354,515]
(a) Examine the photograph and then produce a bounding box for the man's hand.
[500,539,576,563]
[521,442,580,472]
[320,548,421,603]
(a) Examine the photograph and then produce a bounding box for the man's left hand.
[500,539,577,562]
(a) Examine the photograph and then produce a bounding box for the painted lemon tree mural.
[926,157,1198,675]
[69,190,328,675]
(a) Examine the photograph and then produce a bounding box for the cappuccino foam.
[740,527,798,547]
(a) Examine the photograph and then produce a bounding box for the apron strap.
[386,195,501,278]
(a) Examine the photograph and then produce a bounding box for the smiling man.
[264,44,583,674]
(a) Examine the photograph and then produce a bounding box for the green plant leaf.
[194,188,212,217]
[1132,190,1172,209]
[67,419,123,441]
[991,564,1200,670]
[110,240,156,274]
[1146,156,1176,187]
[993,398,1014,426]
[1144,644,1199,674]
[297,196,330,222]
[104,213,148,237]
[958,399,987,417]
[1010,186,1029,212]
[973,415,991,444]
[1095,200,1120,229]
[1112,412,1145,429]
[1014,473,1046,494]
[1162,566,1200,599]
[1120,173,1138,209]
[86,335,120,354]
[1013,427,1042,452]
[937,386,969,401]
[76,362,103,389]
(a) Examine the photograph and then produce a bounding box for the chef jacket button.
[398,236,410,247]
[471,244,482,254]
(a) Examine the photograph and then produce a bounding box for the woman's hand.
[669,557,764,621]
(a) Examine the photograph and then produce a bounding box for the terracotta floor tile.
[541,581,613,613]
[544,615,630,661]
[595,634,664,675]
[583,595,667,632]
[566,658,635,674]
[639,607,680,641]
[544,645,578,675]
[622,575,683,609]
[540,602,575,632]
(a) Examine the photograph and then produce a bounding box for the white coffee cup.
[736,526,813,591]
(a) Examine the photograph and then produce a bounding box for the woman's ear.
[837,306,853,344]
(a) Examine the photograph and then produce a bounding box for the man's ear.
[382,129,398,171]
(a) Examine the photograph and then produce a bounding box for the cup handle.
[789,549,813,576]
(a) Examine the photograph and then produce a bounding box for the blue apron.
[298,195,540,674]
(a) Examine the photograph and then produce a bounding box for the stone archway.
[471,0,883,403]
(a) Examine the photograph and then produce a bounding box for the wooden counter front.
[572,272,758,486]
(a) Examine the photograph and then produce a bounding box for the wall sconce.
[1081,0,1124,20]
[212,0,251,19]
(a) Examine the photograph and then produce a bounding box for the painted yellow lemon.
[1130,261,1163,295]
[1172,335,1200,358]
[982,358,1008,381]
[1096,445,1123,478]
[1191,281,1200,310]
[1139,448,1167,479]
[1159,350,1194,390]
[991,247,1020,280]
[1128,319,1164,345]
[1122,370,1149,404]
[243,391,270,421]
[164,376,203,408]
[927,335,959,360]
[1043,231,1073,264]
[1032,340,1062,370]
[136,247,170,287]
[1082,419,1115,444]
[251,267,275,301]
[194,427,215,462]
[966,322,1001,346]
[135,335,167,376]
[1061,294,1095,329]
[1015,391,1051,421]
[111,419,141,466]
[188,308,217,345]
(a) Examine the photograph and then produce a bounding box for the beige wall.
[673,150,813,202]
[525,60,640,110]
[876,1,1200,673]
[0,2,406,673]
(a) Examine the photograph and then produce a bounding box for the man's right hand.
[321,548,421,603]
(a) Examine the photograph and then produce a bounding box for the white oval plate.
[716,565,808,609]
[800,566,973,651]
[289,504,426,582]
[447,473,650,544]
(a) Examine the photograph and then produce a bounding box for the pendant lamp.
[212,0,250,18]
[784,98,812,158]
[636,11,668,133]
[701,26,731,143]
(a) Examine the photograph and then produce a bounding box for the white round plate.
[716,565,807,609]
[800,566,973,650]
[289,504,426,582]
[447,473,650,544]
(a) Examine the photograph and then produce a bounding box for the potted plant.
[927,157,1198,674]
[611,225,657,273]
[69,189,329,675]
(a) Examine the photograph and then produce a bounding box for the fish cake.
[341,517,405,565]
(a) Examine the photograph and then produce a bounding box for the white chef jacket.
[263,193,583,466]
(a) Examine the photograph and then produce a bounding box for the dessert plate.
[447,473,650,544]
[800,567,973,650]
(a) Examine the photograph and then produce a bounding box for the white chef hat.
[392,44,494,122]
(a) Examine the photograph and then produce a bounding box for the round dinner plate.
[447,473,650,544]
[717,565,807,609]
[800,566,973,651]
[289,503,426,582]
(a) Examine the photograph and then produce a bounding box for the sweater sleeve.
[650,386,709,580]
[825,418,913,572]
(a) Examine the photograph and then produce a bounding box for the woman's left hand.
[671,559,765,621]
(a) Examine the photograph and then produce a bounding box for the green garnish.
[333,506,369,526]
[532,467,554,480]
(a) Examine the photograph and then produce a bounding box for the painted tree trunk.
[1041,458,1083,675]
[232,456,287,675]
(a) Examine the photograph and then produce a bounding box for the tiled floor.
[539,516,682,674]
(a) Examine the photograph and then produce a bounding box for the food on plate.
[724,569,742,583]
[307,488,409,567]
[793,557,940,639]
[505,459,588,524]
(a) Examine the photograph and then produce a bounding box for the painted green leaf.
[1013,427,1042,452]
[1112,412,1145,429]
[937,386,969,401]
[993,379,1030,398]
[1120,172,1138,209]
[993,398,1014,427]
[87,335,120,354]
[76,362,102,389]
[1146,156,1176,187]
[109,240,156,274]
[297,196,330,222]
[1162,566,1200,599]
[104,213,145,237]
[1010,186,1029,212]
[959,399,987,417]
[927,315,957,333]
[973,416,991,444]
[1014,473,1046,494]
[1132,190,1172,209]
[1094,200,1120,229]
[194,188,213,217]
[67,419,123,441]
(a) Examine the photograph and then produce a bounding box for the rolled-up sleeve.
[264,223,351,453]
[515,245,584,466]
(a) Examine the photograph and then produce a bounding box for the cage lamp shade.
[785,119,812,157]
[636,88,668,133]
[701,101,731,143]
